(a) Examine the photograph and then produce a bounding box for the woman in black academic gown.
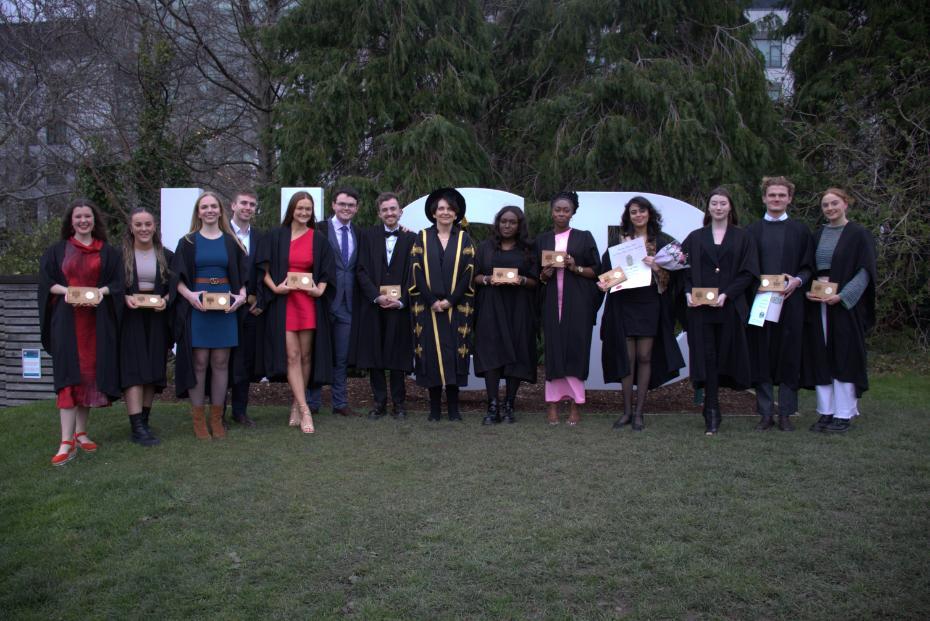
[473,206,538,425]
[682,187,759,435]
[254,191,335,434]
[120,207,173,447]
[171,192,248,440]
[39,199,123,466]
[600,196,685,431]
[410,188,476,421]
[802,187,877,434]
[537,191,601,426]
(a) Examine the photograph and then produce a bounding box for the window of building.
[754,39,784,69]
[767,80,784,100]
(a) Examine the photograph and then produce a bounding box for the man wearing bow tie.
[307,187,361,416]
[349,193,416,419]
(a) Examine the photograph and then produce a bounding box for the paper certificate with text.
[607,238,651,291]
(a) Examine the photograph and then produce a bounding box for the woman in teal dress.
[171,192,248,440]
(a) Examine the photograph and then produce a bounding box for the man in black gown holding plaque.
[746,177,814,431]
[349,192,416,419]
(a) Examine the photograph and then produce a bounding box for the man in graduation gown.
[226,189,264,428]
[307,187,361,416]
[746,177,815,431]
[349,192,416,420]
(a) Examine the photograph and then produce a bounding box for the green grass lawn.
[2,374,928,620]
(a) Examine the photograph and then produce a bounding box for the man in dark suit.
[307,186,360,416]
[350,192,416,420]
[227,188,264,427]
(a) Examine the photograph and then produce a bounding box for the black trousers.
[369,369,406,406]
[230,311,258,416]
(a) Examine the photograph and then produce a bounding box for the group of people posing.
[39,177,876,466]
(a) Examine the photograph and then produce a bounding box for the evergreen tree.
[273,0,497,212]
[487,0,788,213]
[782,0,930,336]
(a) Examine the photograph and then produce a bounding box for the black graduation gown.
[38,240,124,398]
[349,225,416,372]
[600,232,685,388]
[745,218,814,389]
[682,225,759,390]
[473,240,539,382]
[536,229,602,381]
[120,248,175,390]
[254,226,337,387]
[800,222,877,396]
[239,227,266,380]
[410,226,476,388]
[169,233,248,399]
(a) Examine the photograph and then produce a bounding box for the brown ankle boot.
[191,405,210,440]
[209,405,226,439]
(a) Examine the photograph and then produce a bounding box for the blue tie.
[340,224,349,265]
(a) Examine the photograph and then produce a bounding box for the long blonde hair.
[184,191,246,252]
[123,207,170,287]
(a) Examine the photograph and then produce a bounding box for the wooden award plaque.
[598,267,627,288]
[692,287,720,306]
[759,274,787,292]
[380,285,402,300]
[133,293,164,308]
[287,272,315,291]
[541,250,568,268]
[491,267,520,284]
[66,287,101,306]
[202,292,231,311]
[810,280,839,300]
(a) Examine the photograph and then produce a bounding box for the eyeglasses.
[335,201,358,208]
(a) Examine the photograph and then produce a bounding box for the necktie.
[340,225,349,264]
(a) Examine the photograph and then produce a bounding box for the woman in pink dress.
[536,191,602,426]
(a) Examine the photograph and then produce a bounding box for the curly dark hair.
[60,198,108,241]
[550,190,579,213]
[620,196,663,242]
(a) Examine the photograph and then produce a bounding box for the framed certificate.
[541,250,567,268]
[66,287,101,306]
[692,287,719,306]
[287,272,315,290]
[491,268,520,284]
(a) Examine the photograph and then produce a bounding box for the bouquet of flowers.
[654,240,688,270]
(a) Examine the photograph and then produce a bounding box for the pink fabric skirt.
[545,377,585,403]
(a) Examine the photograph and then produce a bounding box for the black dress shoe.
[334,406,361,417]
[367,406,386,420]
[501,398,516,424]
[755,415,775,431]
[613,412,632,430]
[482,399,500,425]
[809,415,833,432]
[392,404,407,420]
[427,413,441,422]
[632,413,644,431]
[778,415,795,432]
[232,413,257,428]
[823,418,851,433]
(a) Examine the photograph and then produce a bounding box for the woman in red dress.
[39,199,123,465]
[257,192,329,433]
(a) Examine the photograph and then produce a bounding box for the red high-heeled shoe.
[51,439,77,466]
[74,431,98,453]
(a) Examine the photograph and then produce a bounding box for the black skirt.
[616,284,660,337]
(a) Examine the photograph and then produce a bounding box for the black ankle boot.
[482,399,500,425]
[129,414,160,447]
[703,408,720,435]
[501,398,516,424]
[140,406,153,432]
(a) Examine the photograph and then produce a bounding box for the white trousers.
[816,304,859,419]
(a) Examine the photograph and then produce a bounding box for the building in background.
[746,0,798,100]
